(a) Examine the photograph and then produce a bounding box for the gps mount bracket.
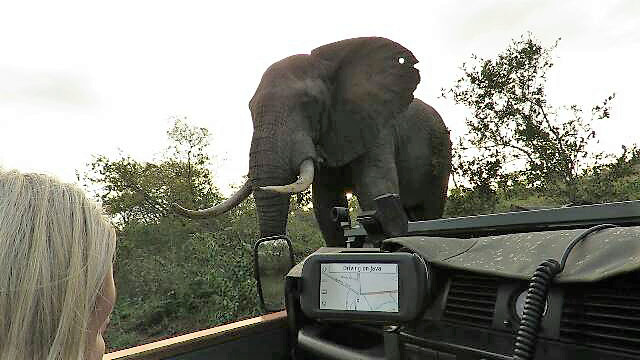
[335,194,408,248]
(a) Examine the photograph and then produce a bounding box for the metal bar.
[297,327,386,360]
[345,200,640,239]
[103,311,287,360]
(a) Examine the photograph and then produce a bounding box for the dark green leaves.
[79,118,222,227]
[442,33,634,216]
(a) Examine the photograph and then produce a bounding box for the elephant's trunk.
[249,134,293,238]
[248,111,316,238]
[253,190,291,238]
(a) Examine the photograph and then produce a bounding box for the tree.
[79,117,222,227]
[165,116,213,203]
[576,145,640,203]
[443,33,615,204]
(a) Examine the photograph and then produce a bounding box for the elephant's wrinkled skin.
[175,37,452,247]
[312,98,451,245]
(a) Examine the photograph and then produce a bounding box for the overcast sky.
[1,0,638,196]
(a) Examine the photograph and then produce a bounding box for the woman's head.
[0,169,117,360]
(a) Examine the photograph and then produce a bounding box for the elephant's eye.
[398,57,405,64]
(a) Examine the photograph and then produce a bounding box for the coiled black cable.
[512,224,617,360]
[512,259,560,360]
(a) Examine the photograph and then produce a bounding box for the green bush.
[104,195,324,351]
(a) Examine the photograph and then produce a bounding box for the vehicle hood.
[287,226,640,283]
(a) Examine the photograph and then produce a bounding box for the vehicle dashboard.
[284,201,640,360]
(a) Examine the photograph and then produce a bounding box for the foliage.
[106,214,262,350]
[80,117,221,227]
[444,146,640,218]
[104,193,323,351]
[79,118,325,351]
[443,33,615,203]
[441,33,639,218]
[576,145,640,203]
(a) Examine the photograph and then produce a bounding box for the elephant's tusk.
[173,179,252,217]
[260,159,314,194]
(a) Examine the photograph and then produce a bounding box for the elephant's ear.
[311,37,420,167]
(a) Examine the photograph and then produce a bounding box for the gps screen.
[319,263,399,312]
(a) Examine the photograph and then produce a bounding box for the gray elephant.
[175,37,452,247]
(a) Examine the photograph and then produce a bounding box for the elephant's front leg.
[350,132,400,210]
[351,135,408,237]
[312,166,349,247]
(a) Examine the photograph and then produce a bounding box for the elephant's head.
[175,37,420,239]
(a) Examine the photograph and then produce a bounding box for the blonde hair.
[0,169,116,360]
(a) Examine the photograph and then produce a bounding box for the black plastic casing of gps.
[299,252,429,323]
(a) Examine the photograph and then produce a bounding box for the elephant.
[175,37,452,247]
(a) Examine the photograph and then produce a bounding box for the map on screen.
[319,263,399,312]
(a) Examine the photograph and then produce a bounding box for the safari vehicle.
[104,200,640,360]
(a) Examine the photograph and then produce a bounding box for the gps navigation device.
[299,252,430,323]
